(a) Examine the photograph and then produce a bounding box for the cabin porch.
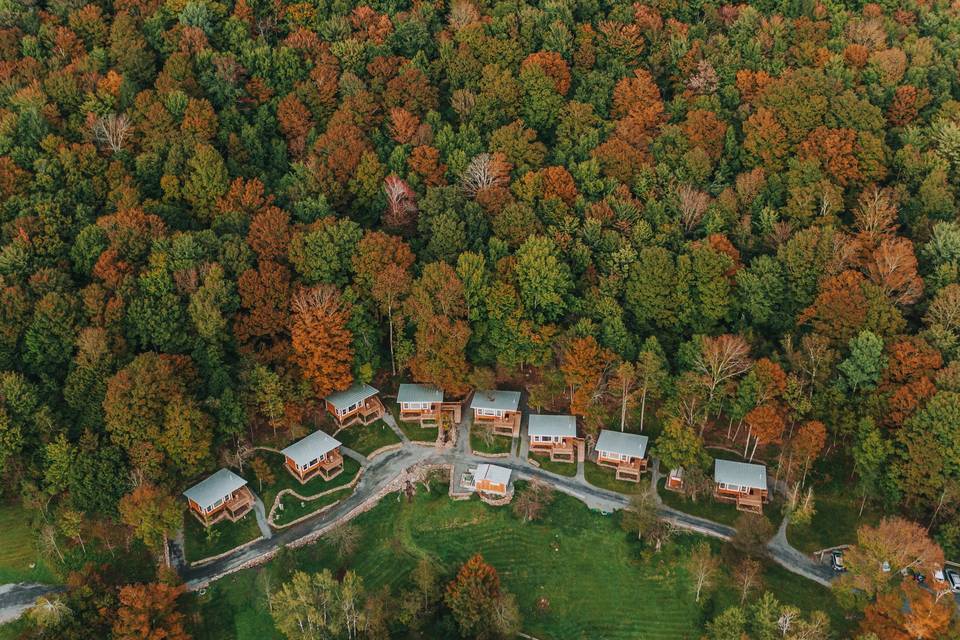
[334,396,385,428]
[597,454,646,482]
[530,438,576,462]
[189,486,254,527]
[714,486,767,513]
[473,411,521,437]
[400,401,462,426]
[285,449,344,484]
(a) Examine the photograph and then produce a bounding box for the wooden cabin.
[183,469,254,527]
[397,383,462,426]
[594,430,649,482]
[528,414,578,462]
[325,383,385,428]
[665,467,684,491]
[471,463,511,497]
[469,390,521,437]
[714,460,769,513]
[281,430,344,484]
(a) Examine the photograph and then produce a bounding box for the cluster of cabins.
[184,383,770,526]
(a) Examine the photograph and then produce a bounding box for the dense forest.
[1,0,960,637]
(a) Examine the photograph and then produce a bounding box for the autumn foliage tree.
[112,583,190,640]
[444,554,520,639]
[290,285,354,397]
[560,335,615,423]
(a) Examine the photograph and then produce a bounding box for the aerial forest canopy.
[1,0,960,568]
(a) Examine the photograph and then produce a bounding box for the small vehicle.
[933,568,946,583]
[913,571,925,584]
[830,550,845,572]
[946,568,960,593]
[881,560,891,573]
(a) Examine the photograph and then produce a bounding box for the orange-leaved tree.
[290,285,354,397]
[112,582,190,640]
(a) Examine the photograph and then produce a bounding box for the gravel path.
[0,421,838,623]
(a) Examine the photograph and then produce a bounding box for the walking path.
[0,583,63,624]
[252,496,272,540]
[178,430,835,589]
[0,419,837,622]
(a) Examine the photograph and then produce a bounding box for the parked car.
[830,550,845,572]
[946,568,960,593]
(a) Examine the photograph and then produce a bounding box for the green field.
[392,412,439,443]
[0,619,28,640]
[191,483,848,640]
[786,482,882,553]
[657,478,785,529]
[0,504,57,584]
[184,510,263,563]
[528,452,577,477]
[583,462,648,494]
[333,420,401,456]
[273,487,354,527]
[253,453,361,511]
[469,426,513,455]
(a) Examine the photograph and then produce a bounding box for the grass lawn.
[0,620,29,640]
[0,504,57,584]
[184,510,262,563]
[273,487,354,527]
[786,482,882,553]
[469,426,513,455]
[583,462,647,494]
[528,453,577,477]
[192,482,847,640]
[334,420,400,456]
[657,479,785,529]
[253,452,361,510]
[389,404,439,442]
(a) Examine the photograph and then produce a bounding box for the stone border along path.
[0,423,838,623]
[177,433,836,590]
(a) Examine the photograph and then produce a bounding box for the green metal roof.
[469,389,520,412]
[595,429,648,458]
[183,469,247,510]
[714,459,767,490]
[528,414,577,438]
[326,383,379,410]
[397,383,443,404]
[281,430,341,467]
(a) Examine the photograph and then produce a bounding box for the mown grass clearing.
[786,481,882,553]
[273,487,354,527]
[333,420,401,456]
[528,452,577,477]
[469,426,513,455]
[0,504,56,584]
[251,452,361,512]
[191,482,850,639]
[583,462,648,494]
[183,510,262,564]
[391,408,439,442]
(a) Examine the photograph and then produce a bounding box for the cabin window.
[477,408,502,417]
[212,497,223,509]
[307,458,319,469]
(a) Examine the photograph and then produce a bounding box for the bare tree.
[512,481,555,522]
[326,523,361,560]
[383,175,418,229]
[460,153,509,197]
[733,558,764,604]
[685,542,720,603]
[691,334,753,409]
[91,113,131,153]
[677,184,711,233]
